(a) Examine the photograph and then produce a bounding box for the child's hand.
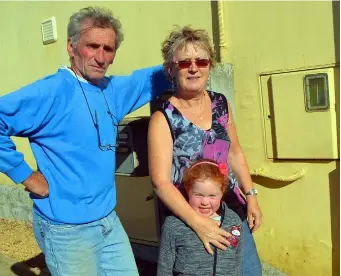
[192,216,231,255]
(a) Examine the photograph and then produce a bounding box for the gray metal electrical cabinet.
[115,117,150,176]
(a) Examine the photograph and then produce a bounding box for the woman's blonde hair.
[161,25,216,68]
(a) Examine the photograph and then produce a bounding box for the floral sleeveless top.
[159,91,246,219]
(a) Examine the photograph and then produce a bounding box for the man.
[0,6,168,276]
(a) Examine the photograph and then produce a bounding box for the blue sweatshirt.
[0,66,168,224]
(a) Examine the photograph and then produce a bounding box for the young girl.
[157,159,243,276]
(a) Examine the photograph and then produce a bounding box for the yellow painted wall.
[222,1,339,275]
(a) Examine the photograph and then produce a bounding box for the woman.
[148,26,262,275]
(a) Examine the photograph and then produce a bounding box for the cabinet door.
[261,67,339,159]
[115,176,158,245]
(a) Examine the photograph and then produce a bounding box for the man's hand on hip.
[22,171,49,198]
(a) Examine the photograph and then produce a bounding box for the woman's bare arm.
[227,103,262,232]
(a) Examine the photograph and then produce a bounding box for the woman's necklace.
[179,92,206,120]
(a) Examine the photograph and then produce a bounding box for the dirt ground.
[0,219,41,262]
[0,219,49,275]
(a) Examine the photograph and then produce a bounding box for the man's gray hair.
[67,6,124,51]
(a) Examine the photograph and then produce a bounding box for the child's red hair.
[182,159,228,195]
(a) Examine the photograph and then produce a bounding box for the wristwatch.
[245,188,258,196]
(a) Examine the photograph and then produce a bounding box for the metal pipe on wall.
[217,0,228,63]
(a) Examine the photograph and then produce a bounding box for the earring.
[206,73,211,90]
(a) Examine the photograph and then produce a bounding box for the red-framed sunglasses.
[173,58,210,70]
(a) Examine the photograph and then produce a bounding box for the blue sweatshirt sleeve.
[111,65,170,121]
[0,76,61,183]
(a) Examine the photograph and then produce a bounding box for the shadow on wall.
[331,3,340,275]
[251,175,295,189]
[333,1,340,64]
[329,162,340,276]
[209,1,221,62]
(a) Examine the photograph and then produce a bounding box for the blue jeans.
[33,210,138,276]
[241,220,262,276]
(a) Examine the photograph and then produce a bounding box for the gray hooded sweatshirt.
[157,202,243,276]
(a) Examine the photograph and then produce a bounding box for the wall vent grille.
[41,17,57,44]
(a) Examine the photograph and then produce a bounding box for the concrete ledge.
[262,262,288,276]
[0,184,32,222]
